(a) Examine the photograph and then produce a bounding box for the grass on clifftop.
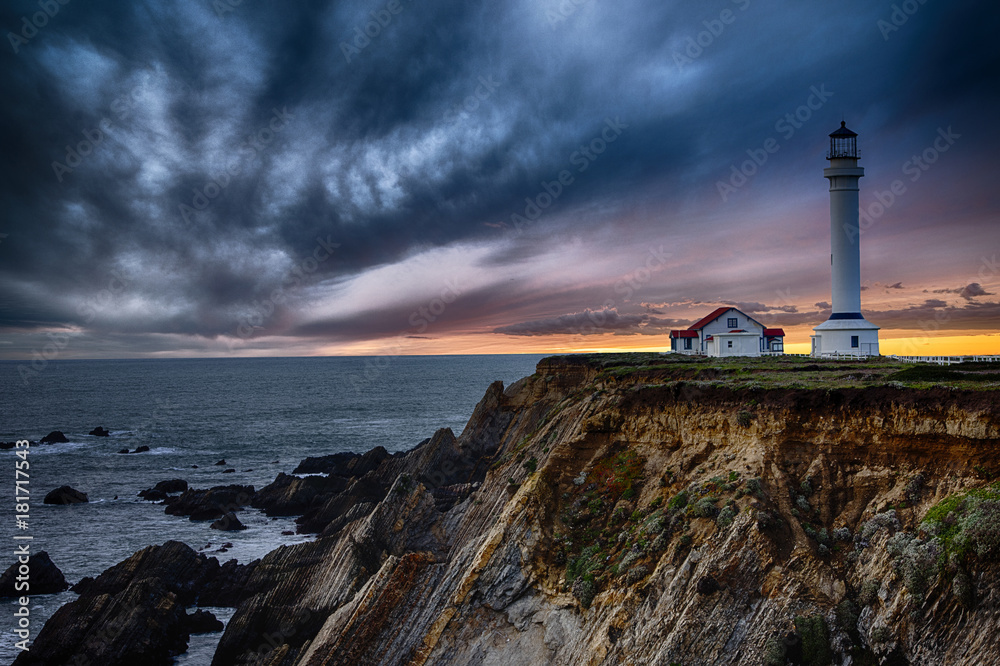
[541,353,1000,391]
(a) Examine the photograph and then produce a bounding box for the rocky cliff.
[20,355,1000,665]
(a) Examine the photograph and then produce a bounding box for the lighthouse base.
[811,317,880,357]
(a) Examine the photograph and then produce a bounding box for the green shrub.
[858,580,880,606]
[794,614,833,665]
[800,477,814,496]
[736,410,753,427]
[952,570,974,607]
[870,626,891,644]
[692,497,718,519]
[886,532,941,605]
[835,600,859,632]
[745,477,764,498]
[667,490,689,512]
[763,635,786,666]
[625,564,649,585]
[572,576,597,607]
[717,505,737,529]
[649,496,663,509]
[523,457,538,473]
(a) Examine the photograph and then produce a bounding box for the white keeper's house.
[669,307,785,357]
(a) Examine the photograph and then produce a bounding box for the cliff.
[20,355,1000,665]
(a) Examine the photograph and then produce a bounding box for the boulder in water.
[40,431,69,444]
[184,609,224,634]
[210,512,247,531]
[43,486,89,505]
[0,551,69,596]
[89,426,110,437]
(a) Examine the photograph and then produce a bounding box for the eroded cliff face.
[202,356,1000,666]
[23,357,1000,666]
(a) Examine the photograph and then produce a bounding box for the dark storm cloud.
[0,0,997,356]
[493,308,684,337]
[933,283,995,300]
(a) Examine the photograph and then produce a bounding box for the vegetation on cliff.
[19,354,1000,665]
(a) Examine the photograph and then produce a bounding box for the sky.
[1,0,999,361]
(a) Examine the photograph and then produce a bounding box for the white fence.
[887,355,1000,366]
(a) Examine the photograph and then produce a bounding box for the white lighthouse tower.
[811,122,880,357]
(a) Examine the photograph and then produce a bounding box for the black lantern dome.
[828,121,858,159]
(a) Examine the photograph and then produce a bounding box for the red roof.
[687,307,733,331]
[670,330,699,338]
[763,328,785,337]
[729,329,746,333]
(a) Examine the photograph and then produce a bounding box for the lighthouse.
[811,122,880,357]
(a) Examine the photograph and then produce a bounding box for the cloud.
[887,282,904,289]
[0,0,998,357]
[493,309,683,337]
[932,282,996,300]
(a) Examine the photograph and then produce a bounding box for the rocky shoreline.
[13,356,1000,665]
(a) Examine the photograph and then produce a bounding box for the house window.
[727,317,738,328]
[851,336,859,348]
[727,340,733,349]
[684,338,692,350]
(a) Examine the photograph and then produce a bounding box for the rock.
[221,468,236,474]
[13,541,222,666]
[211,512,248,531]
[133,445,150,453]
[184,609,224,634]
[0,551,69,596]
[71,576,94,594]
[696,575,720,595]
[44,486,89,505]
[292,447,390,476]
[164,485,255,521]
[281,530,295,536]
[251,472,349,517]
[154,479,188,494]
[214,459,227,466]
[198,558,258,607]
[40,431,69,444]
[89,426,110,437]
[117,448,130,454]
[138,489,168,502]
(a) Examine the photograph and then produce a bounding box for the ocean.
[0,354,544,664]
